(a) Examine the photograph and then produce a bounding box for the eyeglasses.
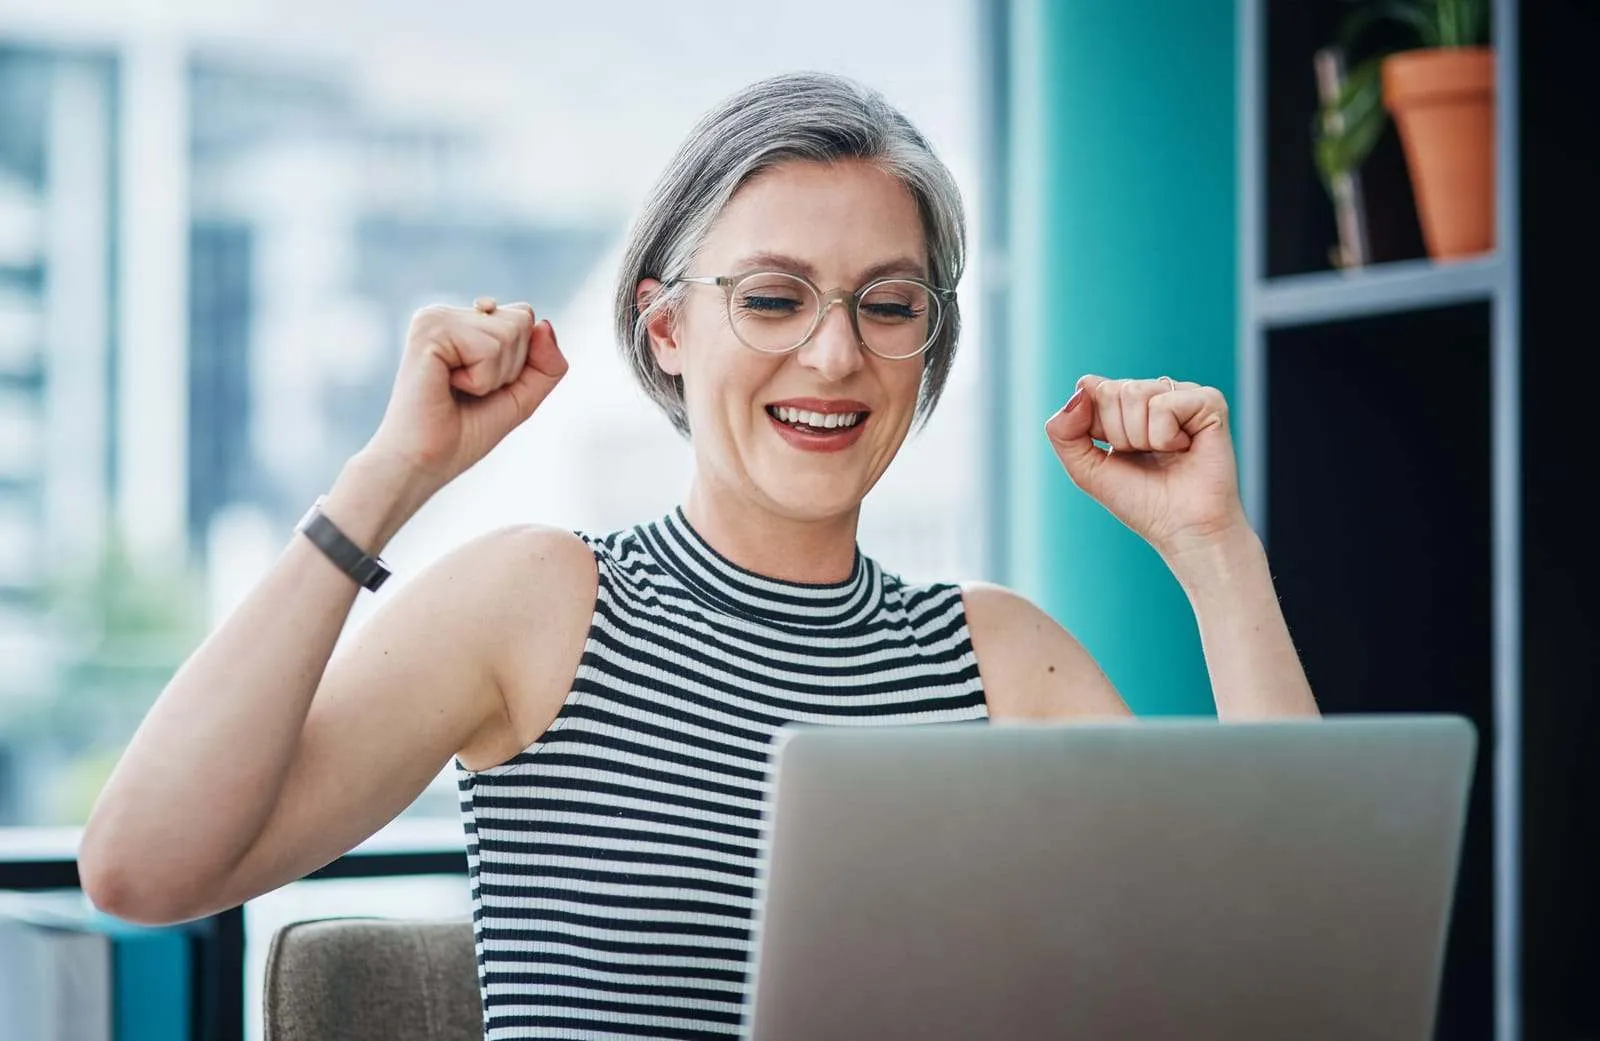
[670,269,956,360]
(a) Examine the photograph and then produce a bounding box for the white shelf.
[0,817,463,866]
[0,826,80,862]
[1254,254,1507,329]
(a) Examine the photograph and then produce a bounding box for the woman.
[80,72,1317,1039]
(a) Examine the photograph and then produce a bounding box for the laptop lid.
[746,715,1475,1041]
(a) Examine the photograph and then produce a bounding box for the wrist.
[1159,523,1267,601]
[321,449,437,554]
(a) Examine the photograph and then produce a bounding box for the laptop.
[745,714,1476,1041]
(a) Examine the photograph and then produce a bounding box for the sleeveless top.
[456,508,989,1040]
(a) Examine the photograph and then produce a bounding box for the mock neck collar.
[637,507,883,630]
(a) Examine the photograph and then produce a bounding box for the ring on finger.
[1159,375,1176,392]
[474,296,497,315]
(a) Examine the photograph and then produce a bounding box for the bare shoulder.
[466,524,598,748]
[444,523,598,604]
[390,523,596,634]
[388,523,598,766]
[960,581,1131,721]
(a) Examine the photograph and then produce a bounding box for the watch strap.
[295,496,391,592]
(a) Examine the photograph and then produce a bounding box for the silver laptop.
[745,714,1475,1041]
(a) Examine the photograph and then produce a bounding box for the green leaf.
[1436,0,1490,46]
[1336,87,1389,170]
[1337,0,1437,52]
[1331,56,1385,125]
[1312,55,1390,188]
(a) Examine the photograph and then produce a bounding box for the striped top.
[456,508,988,1040]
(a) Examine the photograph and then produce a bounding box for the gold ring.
[474,296,497,315]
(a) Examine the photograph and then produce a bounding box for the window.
[0,3,986,838]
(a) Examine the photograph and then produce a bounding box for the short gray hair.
[613,71,967,436]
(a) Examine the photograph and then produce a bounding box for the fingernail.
[1045,390,1082,439]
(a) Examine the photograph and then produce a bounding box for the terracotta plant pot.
[1381,47,1495,259]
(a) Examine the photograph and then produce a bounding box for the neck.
[681,478,861,584]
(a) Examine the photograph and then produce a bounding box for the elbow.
[78,829,211,926]
[78,857,186,926]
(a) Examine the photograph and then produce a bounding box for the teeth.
[772,406,863,429]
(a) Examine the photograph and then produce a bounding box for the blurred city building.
[0,5,985,829]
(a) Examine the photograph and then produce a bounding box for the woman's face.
[642,159,931,524]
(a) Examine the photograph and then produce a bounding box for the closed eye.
[861,301,924,323]
[739,294,805,316]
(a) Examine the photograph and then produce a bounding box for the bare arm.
[962,537,1317,723]
[79,458,591,923]
[963,582,1132,722]
[200,520,594,918]
[1162,526,1319,721]
[1041,375,1318,721]
[79,301,574,924]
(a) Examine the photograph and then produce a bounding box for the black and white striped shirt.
[457,508,988,1040]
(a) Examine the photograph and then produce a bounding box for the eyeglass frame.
[668,269,958,360]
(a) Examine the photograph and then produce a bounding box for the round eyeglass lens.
[729,272,818,353]
[857,279,938,359]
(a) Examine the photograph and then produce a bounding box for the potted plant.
[1314,0,1494,261]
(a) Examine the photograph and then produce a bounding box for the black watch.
[295,496,392,592]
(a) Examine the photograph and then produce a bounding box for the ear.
[636,278,684,377]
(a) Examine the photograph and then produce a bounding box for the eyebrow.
[730,252,930,284]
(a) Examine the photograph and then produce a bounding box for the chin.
[756,474,866,524]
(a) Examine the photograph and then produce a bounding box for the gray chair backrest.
[263,918,480,1041]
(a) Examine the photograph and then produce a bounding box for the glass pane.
[0,3,987,836]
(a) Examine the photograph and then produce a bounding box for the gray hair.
[613,71,967,436]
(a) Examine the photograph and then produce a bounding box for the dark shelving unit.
[1239,2,1520,1039]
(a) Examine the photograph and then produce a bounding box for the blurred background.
[1,0,1595,1039]
[0,1,989,1036]
[0,0,987,832]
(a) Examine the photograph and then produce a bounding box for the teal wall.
[1005,0,1237,715]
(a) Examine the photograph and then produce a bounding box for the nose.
[796,297,865,382]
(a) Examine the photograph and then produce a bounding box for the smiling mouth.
[765,405,870,433]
